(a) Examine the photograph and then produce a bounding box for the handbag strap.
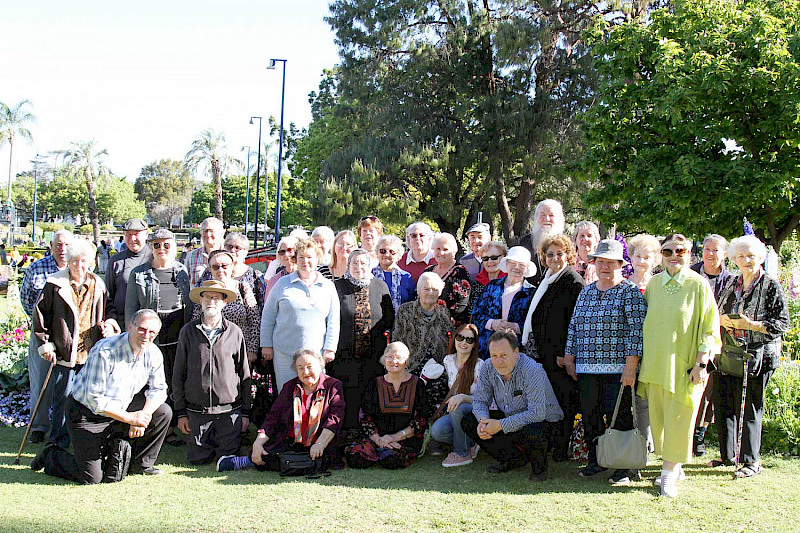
[609,385,639,431]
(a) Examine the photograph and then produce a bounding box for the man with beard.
[105,219,150,325]
[518,199,565,286]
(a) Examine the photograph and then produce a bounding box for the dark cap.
[123,218,148,231]
[466,222,490,235]
[148,228,175,242]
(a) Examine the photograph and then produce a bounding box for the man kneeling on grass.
[461,329,563,481]
[173,280,251,465]
[31,309,171,483]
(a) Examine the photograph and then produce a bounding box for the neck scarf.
[293,383,325,446]
[522,266,567,342]
[344,249,374,288]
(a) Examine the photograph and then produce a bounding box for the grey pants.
[186,410,243,465]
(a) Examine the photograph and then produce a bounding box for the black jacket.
[172,317,251,417]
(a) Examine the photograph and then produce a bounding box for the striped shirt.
[19,255,63,317]
[472,353,563,433]
[71,333,168,415]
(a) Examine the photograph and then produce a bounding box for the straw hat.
[189,280,237,304]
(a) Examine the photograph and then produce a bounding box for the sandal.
[734,463,762,478]
[706,459,729,468]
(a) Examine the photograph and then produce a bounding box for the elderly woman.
[312,226,335,267]
[320,230,357,280]
[627,234,661,293]
[429,324,484,467]
[638,233,721,497]
[219,232,266,308]
[216,349,345,472]
[372,234,415,312]
[264,236,299,297]
[424,232,472,326]
[564,239,647,484]
[357,215,383,268]
[521,234,584,461]
[34,239,118,449]
[469,240,507,312]
[709,235,789,478]
[331,249,395,434]
[574,220,601,284]
[472,246,536,359]
[346,342,428,469]
[126,228,192,445]
[261,237,340,390]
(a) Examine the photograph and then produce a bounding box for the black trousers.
[461,411,553,475]
[713,368,773,465]
[578,374,634,467]
[546,367,579,458]
[186,410,243,465]
[42,392,171,484]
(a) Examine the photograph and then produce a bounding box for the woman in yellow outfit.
[638,233,721,498]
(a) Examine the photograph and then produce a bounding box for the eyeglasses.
[379,248,398,256]
[277,248,294,256]
[360,215,379,222]
[408,233,427,239]
[661,248,687,257]
[481,254,502,262]
[151,242,171,250]
[546,252,565,259]
[455,334,476,344]
[201,293,226,301]
[210,263,232,270]
[225,244,246,252]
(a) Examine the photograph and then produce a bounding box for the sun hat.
[189,280,238,304]
[498,246,537,277]
[588,239,628,264]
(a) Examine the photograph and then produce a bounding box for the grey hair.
[405,221,433,240]
[311,226,335,244]
[728,235,767,264]
[532,199,565,230]
[417,271,445,294]
[346,248,371,270]
[200,217,224,231]
[53,229,74,242]
[66,239,96,263]
[130,309,162,330]
[379,342,410,367]
[377,234,404,255]
[703,234,729,252]
[432,232,457,251]
[291,349,325,370]
[277,235,300,251]
[573,220,600,242]
[224,232,249,251]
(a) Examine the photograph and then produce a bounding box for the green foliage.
[0,319,29,392]
[764,362,800,455]
[79,223,93,235]
[583,0,800,249]
[135,159,193,226]
[185,130,241,221]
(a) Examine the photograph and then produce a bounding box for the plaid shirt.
[20,254,63,318]
[71,332,168,415]
[184,247,210,287]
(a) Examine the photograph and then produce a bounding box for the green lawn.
[1,427,798,532]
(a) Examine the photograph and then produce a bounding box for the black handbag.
[717,329,755,377]
[102,438,132,483]
[277,450,329,479]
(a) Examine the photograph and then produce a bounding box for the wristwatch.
[694,362,707,369]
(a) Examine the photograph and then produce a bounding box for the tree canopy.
[135,159,193,226]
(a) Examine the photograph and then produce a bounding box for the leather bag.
[596,387,648,470]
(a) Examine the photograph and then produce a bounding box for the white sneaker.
[470,445,480,459]
[659,472,679,498]
[653,465,686,487]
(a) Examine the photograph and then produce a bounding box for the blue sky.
[0,0,340,182]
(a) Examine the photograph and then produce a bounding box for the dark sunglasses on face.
[151,242,171,250]
[211,263,232,270]
[277,248,294,256]
[455,334,476,344]
[481,254,502,262]
[379,248,398,256]
[661,248,687,257]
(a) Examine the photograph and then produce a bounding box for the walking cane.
[732,358,749,478]
[13,361,55,465]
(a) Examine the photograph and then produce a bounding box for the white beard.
[530,221,564,253]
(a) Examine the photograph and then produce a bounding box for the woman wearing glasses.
[125,228,193,445]
[468,241,507,315]
[521,234,585,462]
[264,236,299,298]
[319,230,357,281]
[197,232,266,311]
[428,324,484,467]
[372,234,415,312]
[638,233,721,497]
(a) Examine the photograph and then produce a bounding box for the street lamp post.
[241,146,251,236]
[249,116,263,248]
[267,58,287,245]
[31,155,43,244]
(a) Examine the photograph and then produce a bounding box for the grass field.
[1,427,799,533]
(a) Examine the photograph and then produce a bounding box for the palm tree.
[60,140,108,244]
[185,130,239,221]
[0,99,36,201]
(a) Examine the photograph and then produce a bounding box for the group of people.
[20,201,789,499]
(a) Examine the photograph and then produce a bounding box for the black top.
[104,248,147,324]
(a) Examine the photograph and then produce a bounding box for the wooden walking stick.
[13,361,55,465]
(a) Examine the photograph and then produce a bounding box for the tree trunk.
[6,135,14,202]
[491,159,515,244]
[512,176,537,241]
[212,158,223,221]
[85,168,101,244]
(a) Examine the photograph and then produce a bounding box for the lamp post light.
[267,58,287,245]
[249,116,263,248]
[31,154,44,244]
[241,146,251,237]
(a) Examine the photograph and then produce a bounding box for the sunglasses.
[151,242,171,250]
[379,248,398,256]
[277,248,295,256]
[455,334,476,344]
[360,215,379,222]
[210,263,232,270]
[661,248,687,257]
[481,254,502,262]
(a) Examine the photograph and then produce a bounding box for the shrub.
[763,361,800,456]
[0,317,30,393]
[79,223,94,235]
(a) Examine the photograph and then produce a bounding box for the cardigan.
[472,277,536,359]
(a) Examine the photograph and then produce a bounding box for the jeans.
[430,402,475,456]
[27,340,54,433]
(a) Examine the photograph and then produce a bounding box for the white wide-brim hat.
[498,246,537,278]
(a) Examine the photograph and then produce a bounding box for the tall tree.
[0,99,36,201]
[185,130,239,221]
[59,140,108,243]
[135,159,193,226]
[582,0,800,249]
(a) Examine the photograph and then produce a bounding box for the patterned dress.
[423,263,472,326]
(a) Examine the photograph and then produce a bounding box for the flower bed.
[0,314,31,427]
[763,360,800,456]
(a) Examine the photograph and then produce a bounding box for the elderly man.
[19,229,73,443]
[31,309,172,484]
[105,219,149,325]
[519,199,565,285]
[185,217,225,287]
[459,222,490,282]
[461,330,563,482]
[397,221,437,283]
[174,281,251,465]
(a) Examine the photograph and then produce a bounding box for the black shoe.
[551,449,569,463]
[528,467,548,482]
[30,443,56,472]
[693,427,707,457]
[487,456,528,474]
[29,430,46,444]
[131,466,163,476]
[578,463,608,478]
[608,468,640,484]
[165,433,185,446]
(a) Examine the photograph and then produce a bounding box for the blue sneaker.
[216,455,250,472]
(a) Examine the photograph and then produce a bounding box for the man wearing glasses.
[105,218,149,325]
[397,221,437,283]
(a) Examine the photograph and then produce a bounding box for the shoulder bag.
[596,386,648,470]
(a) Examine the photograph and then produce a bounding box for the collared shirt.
[71,332,168,415]
[662,268,688,287]
[19,255,63,318]
[184,246,211,287]
[472,353,563,433]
